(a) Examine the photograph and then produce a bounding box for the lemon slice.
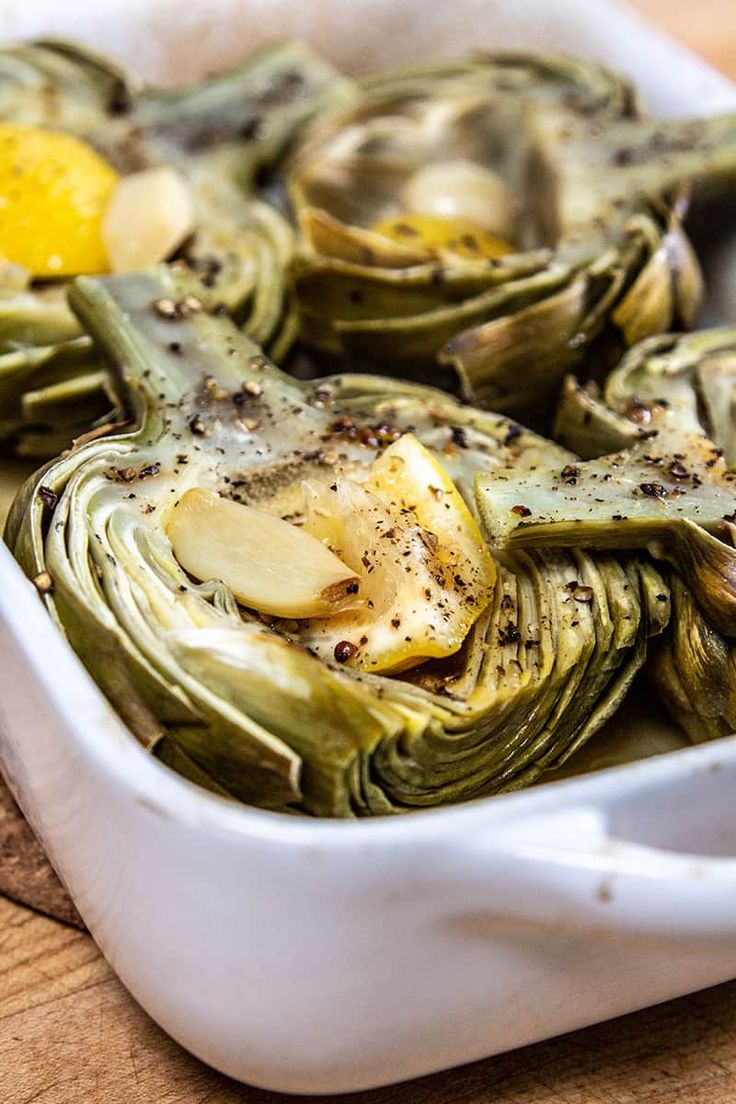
[0,123,118,277]
[372,213,513,262]
[300,434,496,673]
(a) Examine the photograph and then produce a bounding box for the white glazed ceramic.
[2,0,736,1094]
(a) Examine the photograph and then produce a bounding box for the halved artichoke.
[5,268,669,815]
[288,53,735,420]
[478,327,736,746]
[0,39,352,456]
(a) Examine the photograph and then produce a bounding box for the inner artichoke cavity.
[167,434,496,675]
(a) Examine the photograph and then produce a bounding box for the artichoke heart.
[0,38,352,456]
[478,327,736,751]
[288,53,736,418]
[5,267,668,815]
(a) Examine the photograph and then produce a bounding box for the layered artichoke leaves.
[6,268,674,816]
[482,329,736,747]
[288,53,736,420]
[4,43,736,816]
[0,38,352,456]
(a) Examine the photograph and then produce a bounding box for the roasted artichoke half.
[0,38,352,456]
[288,53,735,420]
[478,327,736,746]
[6,268,670,815]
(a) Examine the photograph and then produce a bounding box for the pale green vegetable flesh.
[0,38,353,456]
[479,327,736,751]
[288,53,735,420]
[5,268,668,816]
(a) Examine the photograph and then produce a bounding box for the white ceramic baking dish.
[2,0,736,1094]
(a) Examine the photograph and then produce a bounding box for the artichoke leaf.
[5,266,667,815]
[0,39,353,456]
[289,51,736,413]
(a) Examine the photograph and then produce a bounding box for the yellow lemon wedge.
[299,433,496,673]
[0,123,119,277]
[371,213,513,262]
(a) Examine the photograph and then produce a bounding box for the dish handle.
[453,797,736,941]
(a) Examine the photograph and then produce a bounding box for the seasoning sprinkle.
[334,640,358,663]
[638,482,666,498]
[153,297,178,319]
[38,486,58,510]
[32,571,54,594]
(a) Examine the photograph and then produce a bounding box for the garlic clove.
[166,488,360,618]
[103,167,195,273]
[402,158,517,241]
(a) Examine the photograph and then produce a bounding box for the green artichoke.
[5,267,669,815]
[0,38,352,456]
[287,53,735,420]
[478,327,736,746]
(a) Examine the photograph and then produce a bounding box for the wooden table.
[3,4,736,1102]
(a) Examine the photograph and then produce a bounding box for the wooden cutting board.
[3,3,736,1101]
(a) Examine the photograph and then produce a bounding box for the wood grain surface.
[2,3,736,1102]
[5,891,736,1104]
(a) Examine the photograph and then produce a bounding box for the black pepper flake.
[668,460,690,480]
[334,640,358,663]
[168,341,182,355]
[450,425,469,449]
[346,582,359,595]
[511,504,532,518]
[638,482,666,498]
[612,147,634,166]
[656,593,668,602]
[392,221,419,238]
[561,464,580,485]
[138,463,161,480]
[240,114,266,141]
[107,79,132,116]
[189,415,206,436]
[722,513,736,523]
[391,617,401,629]
[38,486,58,510]
[503,423,523,447]
[498,622,521,646]
[190,254,223,288]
